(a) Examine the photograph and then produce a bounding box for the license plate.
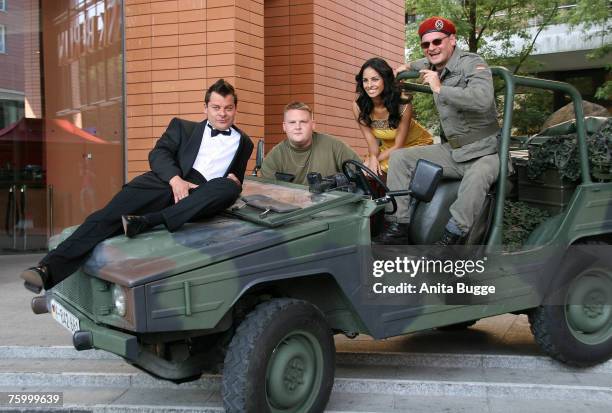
[50,299,80,334]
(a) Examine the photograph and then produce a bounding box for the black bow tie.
[208,124,231,137]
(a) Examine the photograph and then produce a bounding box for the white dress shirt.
[192,123,241,180]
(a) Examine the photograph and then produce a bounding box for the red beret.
[418,16,456,38]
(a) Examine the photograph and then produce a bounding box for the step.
[336,351,612,374]
[0,355,611,402]
[2,345,612,374]
[0,387,611,413]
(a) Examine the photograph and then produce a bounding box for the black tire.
[529,241,612,367]
[222,298,335,413]
[436,319,478,331]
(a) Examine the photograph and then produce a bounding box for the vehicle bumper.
[44,294,139,360]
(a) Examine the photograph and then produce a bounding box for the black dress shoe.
[122,215,151,238]
[20,266,49,294]
[373,222,410,245]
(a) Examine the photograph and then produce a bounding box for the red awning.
[0,118,108,144]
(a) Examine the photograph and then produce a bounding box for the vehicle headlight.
[112,284,127,317]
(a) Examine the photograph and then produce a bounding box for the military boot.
[435,229,465,246]
[373,222,410,245]
[426,229,467,260]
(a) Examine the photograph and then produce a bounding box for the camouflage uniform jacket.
[411,47,499,162]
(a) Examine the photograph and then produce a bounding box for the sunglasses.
[420,35,449,49]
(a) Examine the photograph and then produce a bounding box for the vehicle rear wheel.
[222,298,335,413]
[529,241,612,366]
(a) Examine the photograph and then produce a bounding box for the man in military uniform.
[376,16,500,245]
[261,101,361,185]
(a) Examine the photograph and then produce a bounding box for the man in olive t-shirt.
[261,101,361,185]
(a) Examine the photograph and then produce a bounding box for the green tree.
[404,0,611,134]
[405,0,563,70]
[567,1,612,101]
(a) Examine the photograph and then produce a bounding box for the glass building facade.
[0,0,411,253]
[0,0,124,253]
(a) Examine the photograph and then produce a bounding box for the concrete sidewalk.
[1,254,541,355]
[1,254,72,347]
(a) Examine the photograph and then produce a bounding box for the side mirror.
[408,159,443,202]
[251,139,265,176]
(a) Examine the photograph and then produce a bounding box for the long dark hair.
[355,58,401,129]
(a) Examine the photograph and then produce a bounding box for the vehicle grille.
[53,272,95,318]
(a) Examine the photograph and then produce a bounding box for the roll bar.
[396,67,590,246]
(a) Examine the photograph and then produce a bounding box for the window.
[0,25,5,53]
[0,1,5,12]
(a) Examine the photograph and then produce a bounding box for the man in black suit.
[21,79,254,293]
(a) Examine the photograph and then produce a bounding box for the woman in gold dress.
[353,57,432,175]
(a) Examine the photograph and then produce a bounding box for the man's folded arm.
[148,117,184,182]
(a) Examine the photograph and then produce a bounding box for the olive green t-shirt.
[260,132,361,185]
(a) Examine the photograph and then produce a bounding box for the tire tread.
[222,298,332,413]
[528,307,572,365]
[528,239,612,367]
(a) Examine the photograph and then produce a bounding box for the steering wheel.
[342,159,397,215]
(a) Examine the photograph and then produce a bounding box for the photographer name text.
[371,256,495,296]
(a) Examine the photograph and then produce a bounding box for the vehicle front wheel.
[529,242,612,366]
[222,298,335,413]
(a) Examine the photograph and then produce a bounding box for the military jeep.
[31,67,612,413]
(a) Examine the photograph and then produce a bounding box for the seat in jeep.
[409,179,496,245]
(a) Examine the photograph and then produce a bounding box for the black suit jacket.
[128,118,254,189]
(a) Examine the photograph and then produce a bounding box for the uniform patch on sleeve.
[475,64,487,70]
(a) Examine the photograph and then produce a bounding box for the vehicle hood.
[49,178,360,287]
[56,216,328,287]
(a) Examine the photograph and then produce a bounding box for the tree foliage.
[404,0,611,134]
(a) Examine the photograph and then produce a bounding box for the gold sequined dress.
[370,105,433,172]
